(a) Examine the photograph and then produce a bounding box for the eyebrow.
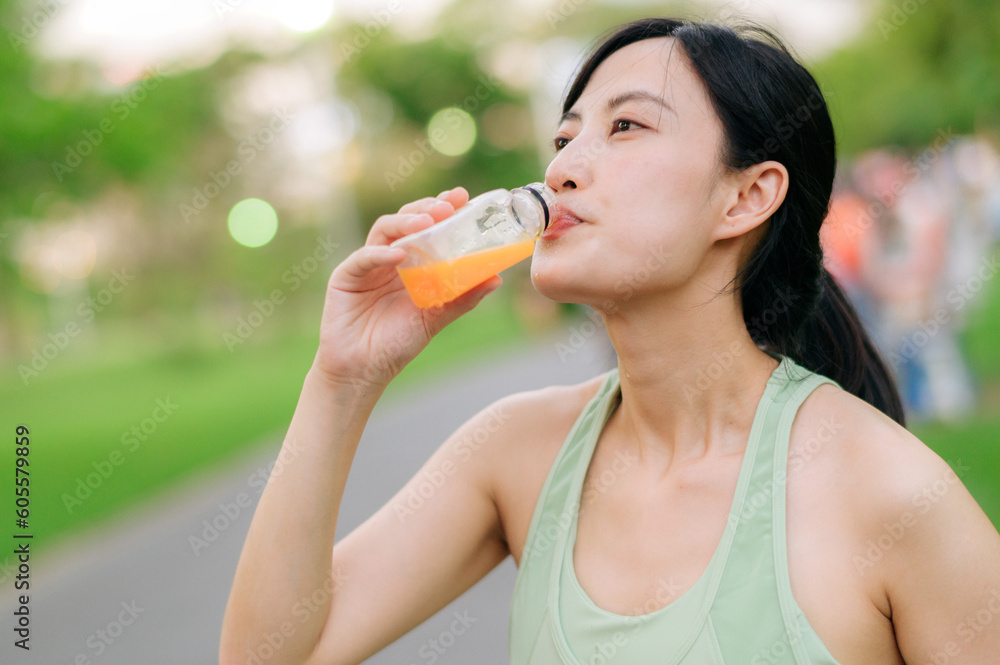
[559,89,673,124]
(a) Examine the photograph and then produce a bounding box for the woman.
[221,18,1000,665]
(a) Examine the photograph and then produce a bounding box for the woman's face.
[532,37,736,308]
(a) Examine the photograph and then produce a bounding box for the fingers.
[331,245,405,290]
[367,187,470,246]
[397,187,468,214]
[366,212,436,247]
[434,186,469,211]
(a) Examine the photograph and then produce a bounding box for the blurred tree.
[330,21,539,229]
[814,0,1000,155]
[0,1,221,221]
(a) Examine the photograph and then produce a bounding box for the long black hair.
[563,18,906,425]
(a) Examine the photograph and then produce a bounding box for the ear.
[713,161,789,242]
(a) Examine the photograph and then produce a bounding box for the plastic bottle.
[391,182,555,308]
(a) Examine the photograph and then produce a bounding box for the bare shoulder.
[788,382,975,527]
[453,373,611,564]
[788,382,1000,605]
[438,373,608,464]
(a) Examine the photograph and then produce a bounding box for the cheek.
[604,145,708,211]
[597,167,704,251]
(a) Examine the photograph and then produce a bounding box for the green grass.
[911,416,1000,528]
[1,293,529,556]
[4,253,999,556]
[924,262,1000,527]
[960,262,1000,384]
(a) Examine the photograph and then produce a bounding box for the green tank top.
[509,355,844,665]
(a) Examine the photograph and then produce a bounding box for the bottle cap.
[520,183,556,230]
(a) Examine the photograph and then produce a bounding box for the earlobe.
[715,161,789,241]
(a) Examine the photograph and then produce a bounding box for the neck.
[598,284,780,475]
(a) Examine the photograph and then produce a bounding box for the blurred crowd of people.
[822,133,1000,422]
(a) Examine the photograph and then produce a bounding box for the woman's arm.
[869,428,1000,663]
[220,188,507,665]
[218,367,378,665]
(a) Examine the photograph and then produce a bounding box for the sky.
[35,0,871,73]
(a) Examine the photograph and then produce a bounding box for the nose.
[544,136,594,193]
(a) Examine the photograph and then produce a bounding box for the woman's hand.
[312,187,502,392]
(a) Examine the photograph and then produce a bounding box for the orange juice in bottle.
[396,239,537,308]
[391,183,554,308]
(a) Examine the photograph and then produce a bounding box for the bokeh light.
[56,229,98,279]
[262,0,335,33]
[427,107,477,157]
[227,198,278,248]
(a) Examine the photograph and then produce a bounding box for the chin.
[530,276,574,304]
[529,261,604,307]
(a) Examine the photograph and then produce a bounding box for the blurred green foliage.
[814,0,1000,155]
[330,24,540,226]
[0,2,221,220]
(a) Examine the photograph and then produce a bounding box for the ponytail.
[786,270,906,426]
[740,234,906,427]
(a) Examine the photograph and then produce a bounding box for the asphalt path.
[1,322,614,665]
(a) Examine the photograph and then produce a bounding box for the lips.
[541,203,586,240]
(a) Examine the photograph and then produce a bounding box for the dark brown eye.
[553,137,570,151]
[613,119,635,133]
